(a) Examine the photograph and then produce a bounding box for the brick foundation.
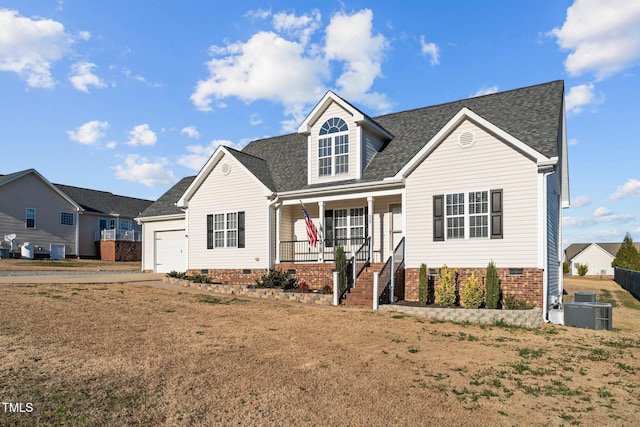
[276,263,335,292]
[187,268,265,286]
[404,267,544,308]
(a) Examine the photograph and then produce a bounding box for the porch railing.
[352,237,371,286]
[377,237,405,305]
[279,237,367,263]
[98,229,142,242]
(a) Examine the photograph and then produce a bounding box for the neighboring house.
[138,81,569,320]
[564,242,640,276]
[0,169,152,259]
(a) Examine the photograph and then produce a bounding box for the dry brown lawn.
[0,274,639,426]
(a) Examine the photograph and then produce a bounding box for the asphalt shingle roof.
[242,80,565,192]
[54,184,153,217]
[139,176,196,218]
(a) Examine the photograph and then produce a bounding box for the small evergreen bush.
[185,272,212,284]
[612,233,640,271]
[418,263,428,304]
[577,263,589,276]
[335,245,348,292]
[460,273,484,309]
[503,293,535,310]
[485,261,500,309]
[166,271,186,279]
[435,265,457,306]
[562,261,570,275]
[255,269,298,290]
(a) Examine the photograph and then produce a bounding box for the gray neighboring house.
[136,176,195,273]
[0,169,152,258]
[139,81,569,320]
[565,242,640,276]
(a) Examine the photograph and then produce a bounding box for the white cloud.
[78,31,91,41]
[471,86,499,97]
[69,62,106,93]
[565,83,602,114]
[610,178,640,200]
[550,0,640,80]
[593,206,612,217]
[324,9,391,111]
[127,124,157,146]
[177,140,241,171]
[568,138,579,146]
[245,8,271,21]
[113,154,176,187]
[273,10,321,46]
[191,30,329,126]
[67,120,109,145]
[0,9,74,88]
[249,114,263,126]
[419,36,439,66]
[563,213,634,228]
[181,126,200,139]
[191,8,392,129]
[572,194,592,207]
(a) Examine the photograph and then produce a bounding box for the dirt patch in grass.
[0,277,639,425]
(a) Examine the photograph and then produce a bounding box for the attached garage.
[155,229,186,273]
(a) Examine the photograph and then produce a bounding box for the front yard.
[0,276,638,425]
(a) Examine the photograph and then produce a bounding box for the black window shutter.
[206,214,213,249]
[324,209,334,247]
[490,190,503,239]
[237,211,245,248]
[433,195,444,242]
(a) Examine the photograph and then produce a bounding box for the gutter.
[277,178,404,199]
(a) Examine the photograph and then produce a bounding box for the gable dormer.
[298,91,392,186]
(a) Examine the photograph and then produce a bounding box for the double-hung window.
[207,212,245,249]
[434,190,502,241]
[318,117,349,176]
[324,207,367,247]
[26,208,36,229]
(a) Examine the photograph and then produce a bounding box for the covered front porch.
[275,193,404,265]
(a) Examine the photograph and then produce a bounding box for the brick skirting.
[404,267,544,308]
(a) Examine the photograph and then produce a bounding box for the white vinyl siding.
[187,154,269,270]
[405,120,539,268]
[570,244,615,276]
[362,130,383,173]
[309,102,358,185]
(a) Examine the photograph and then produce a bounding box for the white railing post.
[373,272,379,310]
[389,251,395,304]
[333,271,339,306]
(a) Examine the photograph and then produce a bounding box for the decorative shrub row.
[418,262,534,310]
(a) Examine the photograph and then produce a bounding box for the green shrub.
[461,273,484,309]
[185,272,212,284]
[435,265,457,306]
[485,261,500,309]
[418,263,428,304]
[503,293,535,310]
[562,261,570,275]
[255,269,298,290]
[335,245,348,293]
[166,271,186,279]
[577,263,589,276]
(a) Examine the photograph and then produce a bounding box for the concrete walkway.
[0,271,166,285]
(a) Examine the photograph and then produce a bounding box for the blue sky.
[1,0,639,246]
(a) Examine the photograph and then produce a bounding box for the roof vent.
[221,162,231,175]
[458,131,475,148]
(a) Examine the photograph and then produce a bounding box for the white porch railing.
[98,229,142,242]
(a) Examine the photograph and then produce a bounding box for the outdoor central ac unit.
[564,302,612,331]
[574,291,596,303]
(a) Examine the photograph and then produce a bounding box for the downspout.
[75,210,81,259]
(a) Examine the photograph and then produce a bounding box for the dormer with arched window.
[298,91,393,186]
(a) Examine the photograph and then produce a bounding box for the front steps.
[341,262,386,308]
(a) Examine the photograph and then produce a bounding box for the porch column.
[367,196,374,261]
[318,201,325,262]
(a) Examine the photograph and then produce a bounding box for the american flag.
[300,202,319,248]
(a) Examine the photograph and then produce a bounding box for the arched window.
[318,118,349,176]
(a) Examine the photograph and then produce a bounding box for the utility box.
[564,302,612,331]
[574,291,596,303]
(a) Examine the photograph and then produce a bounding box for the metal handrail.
[352,237,371,285]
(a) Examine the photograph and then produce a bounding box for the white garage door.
[155,230,186,273]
